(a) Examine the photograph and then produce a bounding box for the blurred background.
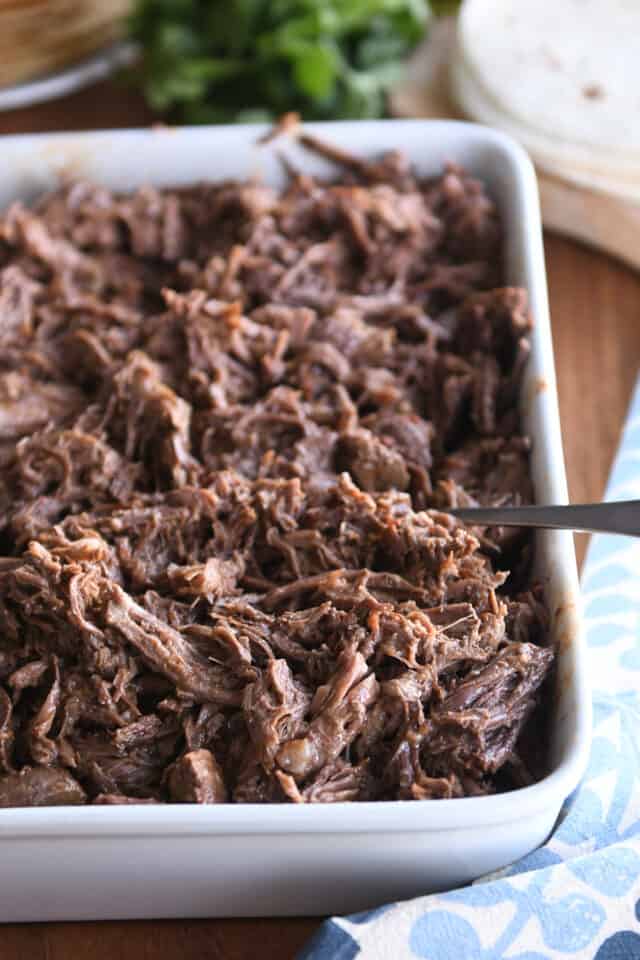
[0,0,446,122]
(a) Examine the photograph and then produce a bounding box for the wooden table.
[1,78,639,960]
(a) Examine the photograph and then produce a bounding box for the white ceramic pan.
[0,121,590,921]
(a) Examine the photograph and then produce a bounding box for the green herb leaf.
[292,44,340,100]
[129,0,430,123]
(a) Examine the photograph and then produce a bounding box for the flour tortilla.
[456,0,640,185]
[450,37,640,202]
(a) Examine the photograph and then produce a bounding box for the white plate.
[0,42,136,112]
[0,121,590,920]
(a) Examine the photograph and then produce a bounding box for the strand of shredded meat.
[0,133,553,805]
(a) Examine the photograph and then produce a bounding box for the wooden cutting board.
[391,18,640,272]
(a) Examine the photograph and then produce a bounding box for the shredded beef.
[166,749,227,803]
[0,130,553,805]
[0,766,86,807]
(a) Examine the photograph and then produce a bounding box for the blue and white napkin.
[300,377,640,960]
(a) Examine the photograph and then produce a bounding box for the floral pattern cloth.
[299,377,640,960]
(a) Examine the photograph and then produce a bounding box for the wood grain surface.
[0,78,638,960]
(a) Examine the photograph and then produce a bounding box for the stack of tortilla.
[392,0,640,266]
[453,0,640,201]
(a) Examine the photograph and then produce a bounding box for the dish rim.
[0,118,591,836]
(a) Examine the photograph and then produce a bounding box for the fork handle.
[448,500,640,537]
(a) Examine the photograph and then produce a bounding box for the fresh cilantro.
[130,0,431,122]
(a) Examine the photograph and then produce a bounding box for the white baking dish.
[0,120,590,921]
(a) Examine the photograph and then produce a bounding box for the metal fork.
[448,500,640,537]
